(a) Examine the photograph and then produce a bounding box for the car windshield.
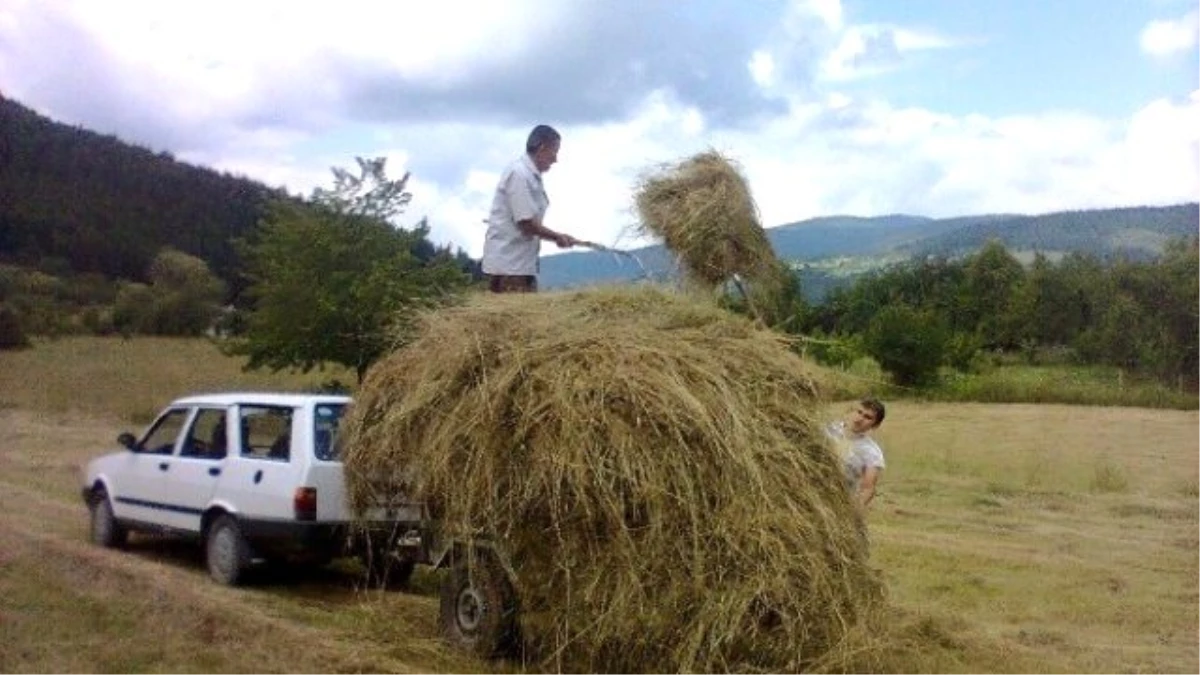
[313,403,347,461]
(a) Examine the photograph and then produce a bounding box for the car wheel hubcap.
[93,503,109,539]
[456,586,485,632]
[212,528,234,576]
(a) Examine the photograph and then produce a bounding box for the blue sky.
[0,0,1196,257]
[844,0,1196,117]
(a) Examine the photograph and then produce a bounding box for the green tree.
[0,305,30,350]
[147,248,226,335]
[1009,253,1075,346]
[1075,238,1199,386]
[112,281,155,336]
[862,304,949,387]
[228,158,470,383]
[960,240,1025,348]
[111,249,224,336]
[1157,238,1199,387]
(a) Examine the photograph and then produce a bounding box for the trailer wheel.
[439,549,517,657]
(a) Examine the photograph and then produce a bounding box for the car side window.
[139,408,190,455]
[180,408,228,460]
[314,403,346,461]
[239,405,295,462]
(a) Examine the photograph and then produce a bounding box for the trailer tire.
[439,549,517,657]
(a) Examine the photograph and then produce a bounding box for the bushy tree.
[960,239,1025,348]
[1075,238,1199,386]
[863,304,948,387]
[0,305,30,350]
[112,281,155,336]
[111,249,224,336]
[227,157,471,383]
[1157,238,1199,387]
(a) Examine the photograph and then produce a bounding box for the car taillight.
[294,487,317,521]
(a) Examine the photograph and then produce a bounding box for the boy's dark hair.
[861,397,886,427]
[526,124,561,154]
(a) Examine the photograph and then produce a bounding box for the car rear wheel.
[89,490,127,548]
[206,515,251,586]
[439,549,517,657]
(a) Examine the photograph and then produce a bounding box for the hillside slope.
[0,94,281,290]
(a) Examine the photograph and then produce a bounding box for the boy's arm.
[858,466,881,506]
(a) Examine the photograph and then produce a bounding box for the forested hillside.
[0,94,282,294]
[905,204,1199,258]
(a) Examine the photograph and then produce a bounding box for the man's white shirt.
[482,154,549,276]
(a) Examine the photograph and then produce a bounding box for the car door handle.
[158,462,169,471]
[208,467,221,477]
[253,470,263,484]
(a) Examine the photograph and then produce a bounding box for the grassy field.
[933,364,1198,410]
[0,336,354,424]
[0,337,1196,672]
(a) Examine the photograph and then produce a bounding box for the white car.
[80,392,423,586]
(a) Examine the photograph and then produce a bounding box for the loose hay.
[634,150,782,289]
[344,286,884,673]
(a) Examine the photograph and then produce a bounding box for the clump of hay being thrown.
[343,286,884,673]
[634,150,787,294]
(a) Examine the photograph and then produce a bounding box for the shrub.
[1090,460,1129,493]
[863,305,948,387]
[0,305,31,350]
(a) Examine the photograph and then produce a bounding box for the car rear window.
[238,405,295,461]
[314,403,346,461]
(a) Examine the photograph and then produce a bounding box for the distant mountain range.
[541,204,1198,299]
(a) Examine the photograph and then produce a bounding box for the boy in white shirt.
[826,398,887,508]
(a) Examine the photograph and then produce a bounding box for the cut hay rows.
[344,286,884,672]
[634,150,784,292]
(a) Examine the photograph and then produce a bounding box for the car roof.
[170,392,351,408]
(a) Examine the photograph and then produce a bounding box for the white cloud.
[820,24,965,82]
[804,0,844,32]
[749,50,776,88]
[1139,10,1199,57]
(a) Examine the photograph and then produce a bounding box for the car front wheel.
[206,515,251,586]
[89,490,127,548]
[439,549,518,657]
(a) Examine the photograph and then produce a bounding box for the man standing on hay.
[827,398,887,508]
[481,124,582,293]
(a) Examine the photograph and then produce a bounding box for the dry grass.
[0,338,1196,673]
[634,150,785,294]
[345,286,882,672]
[0,336,352,423]
[861,401,1199,673]
[0,407,484,675]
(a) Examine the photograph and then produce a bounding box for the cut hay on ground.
[634,150,782,290]
[343,286,884,673]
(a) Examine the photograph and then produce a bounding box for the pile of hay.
[634,150,783,290]
[343,286,884,672]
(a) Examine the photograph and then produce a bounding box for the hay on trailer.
[343,286,884,673]
[634,150,782,289]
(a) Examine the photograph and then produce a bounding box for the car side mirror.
[117,432,137,450]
